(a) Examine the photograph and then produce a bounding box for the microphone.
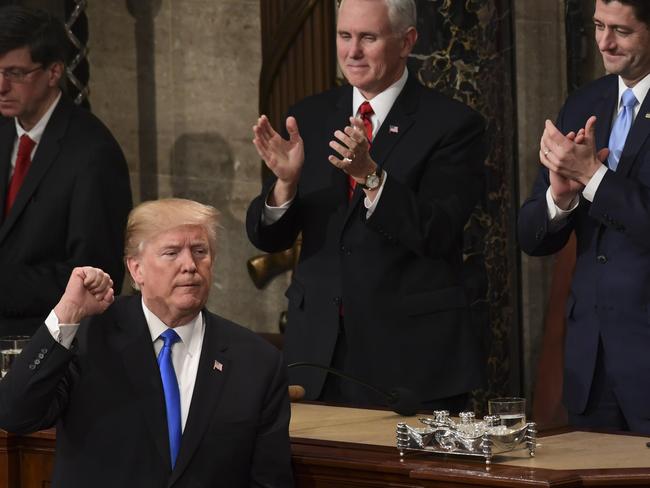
[288,362,420,416]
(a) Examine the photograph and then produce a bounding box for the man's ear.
[47,61,64,88]
[401,26,418,58]
[126,256,144,289]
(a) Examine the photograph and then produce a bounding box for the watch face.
[365,173,380,189]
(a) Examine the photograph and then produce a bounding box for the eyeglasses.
[0,66,43,83]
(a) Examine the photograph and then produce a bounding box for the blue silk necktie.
[607,88,638,171]
[158,329,181,468]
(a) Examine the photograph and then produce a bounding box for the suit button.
[28,364,36,370]
[333,296,341,306]
[597,254,607,264]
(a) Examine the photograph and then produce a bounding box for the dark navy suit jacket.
[518,74,650,431]
[247,76,487,405]
[0,96,132,335]
[0,295,294,487]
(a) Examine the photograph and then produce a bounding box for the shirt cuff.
[582,164,608,202]
[45,309,79,349]
[364,170,388,219]
[546,186,579,221]
[262,192,294,225]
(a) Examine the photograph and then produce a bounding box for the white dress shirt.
[263,68,409,223]
[9,92,61,178]
[45,299,205,432]
[547,73,650,226]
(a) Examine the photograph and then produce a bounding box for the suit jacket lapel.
[370,76,418,171]
[341,77,418,227]
[0,96,72,239]
[0,119,16,223]
[331,87,354,206]
[169,311,231,485]
[594,78,617,152]
[117,296,171,469]
[618,89,650,177]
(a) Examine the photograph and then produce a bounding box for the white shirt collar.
[352,67,408,134]
[14,91,62,144]
[142,298,203,358]
[617,73,650,113]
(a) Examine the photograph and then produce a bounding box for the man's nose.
[597,29,615,51]
[179,249,198,272]
[349,39,363,58]
[0,74,10,93]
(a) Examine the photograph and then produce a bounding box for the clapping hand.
[252,115,304,205]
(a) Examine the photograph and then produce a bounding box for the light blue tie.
[607,88,638,171]
[158,329,181,469]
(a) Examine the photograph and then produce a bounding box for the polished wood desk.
[2,403,650,487]
[290,403,650,487]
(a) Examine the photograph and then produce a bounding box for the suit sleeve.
[249,350,294,488]
[365,108,486,258]
[246,176,303,254]
[517,165,576,256]
[0,325,75,433]
[518,104,576,256]
[0,137,132,320]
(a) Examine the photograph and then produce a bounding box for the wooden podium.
[2,403,650,487]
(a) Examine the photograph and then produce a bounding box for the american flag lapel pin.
[389,125,399,134]
[213,359,223,372]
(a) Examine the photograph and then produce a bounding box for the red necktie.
[348,101,374,199]
[4,134,36,218]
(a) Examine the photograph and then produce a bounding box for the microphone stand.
[288,361,420,416]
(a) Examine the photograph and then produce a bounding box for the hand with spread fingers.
[540,116,609,209]
[252,115,305,205]
[328,116,378,183]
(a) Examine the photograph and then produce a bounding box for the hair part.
[124,198,221,261]
[601,0,650,27]
[0,6,70,66]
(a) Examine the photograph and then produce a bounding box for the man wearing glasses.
[0,6,132,336]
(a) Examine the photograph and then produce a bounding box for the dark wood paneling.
[259,0,336,134]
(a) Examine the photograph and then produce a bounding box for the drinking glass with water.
[487,397,526,431]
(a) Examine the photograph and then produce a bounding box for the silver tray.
[396,410,537,464]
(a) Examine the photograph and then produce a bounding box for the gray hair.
[339,0,417,34]
[386,0,417,34]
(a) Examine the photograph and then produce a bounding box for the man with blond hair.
[0,198,294,487]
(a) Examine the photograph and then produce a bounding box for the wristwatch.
[358,168,382,190]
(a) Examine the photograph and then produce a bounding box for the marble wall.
[86,0,289,333]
